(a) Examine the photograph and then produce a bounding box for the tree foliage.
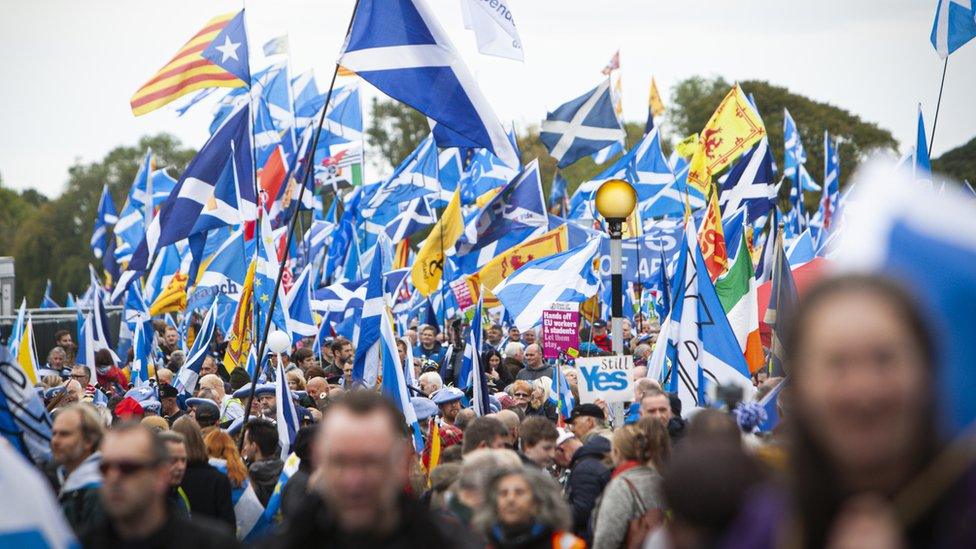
[933,137,976,184]
[365,98,429,170]
[2,134,195,306]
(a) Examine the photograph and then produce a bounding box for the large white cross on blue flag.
[540,79,625,168]
[339,0,519,168]
[930,0,976,57]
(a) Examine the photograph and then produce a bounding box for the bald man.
[198,374,243,424]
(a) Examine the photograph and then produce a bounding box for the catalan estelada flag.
[130,11,249,116]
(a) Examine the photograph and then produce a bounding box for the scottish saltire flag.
[187,229,253,313]
[385,197,436,242]
[114,150,155,265]
[763,231,797,377]
[378,299,425,451]
[469,296,492,415]
[274,359,300,460]
[323,83,365,146]
[783,108,807,179]
[88,266,117,360]
[6,299,26,358]
[174,301,218,394]
[786,229,816,267]
[0,360,52,465]
[304,220,335,264]
[263,34,289,57]
[352,243,387,385]
[312,279,367,315]
[75,314,98,386]
[125,285,153,387]
[339,0,518,168]
[820,132,841,230]
[457,160,548,258]
[655,221,754,410]
[39,280,59,309]
[458,148,518,205]
[436,148,464,208]
[720,138,777,222]
[591,140,624,165]
[90,184,118,260]
[363,135,440,217]
[0,441,77,549]
[549,172,569,214]
[540,79,625,168]
[113,104,252,300]
[292,71,321,133]
[914,106,933,186]
[758,378,787,432]
[193,141,258,236]
[549,359,576,420]
[143,243,184,304]
[931,0,976,57]
[494,238,601,331]
[837,164,976,435]
[286,265,317,342]
[245,453,300,542]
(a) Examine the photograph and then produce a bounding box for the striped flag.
[715,228,764,373]
[130,11,248,116]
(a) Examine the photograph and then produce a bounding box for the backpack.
[621,477,664,549]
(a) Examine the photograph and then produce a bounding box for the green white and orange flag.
[715,232,765,373]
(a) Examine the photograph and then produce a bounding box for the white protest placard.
[575,355,633,404]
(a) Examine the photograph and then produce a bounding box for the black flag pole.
[238,0,362,452]
[928,57,949,157]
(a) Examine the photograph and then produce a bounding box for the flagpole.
[928,57,948,157]
[238,0,362,452]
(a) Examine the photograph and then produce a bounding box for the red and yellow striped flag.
[130,12,246,116]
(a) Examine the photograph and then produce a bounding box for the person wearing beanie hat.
[114,397,145,421]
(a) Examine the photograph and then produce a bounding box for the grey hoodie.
[591,465,664,549]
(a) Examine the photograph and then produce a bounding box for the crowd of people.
[9,273,976,548]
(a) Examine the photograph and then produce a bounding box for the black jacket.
[565,436,611,543]
[270,491,479,549]
[248,458,284,507]
[79,508,239,549]
[180,460,236,531]
[525,400,558,422]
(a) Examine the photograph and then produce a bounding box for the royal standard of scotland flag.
[339,0,518,168]
[540,79,625,168]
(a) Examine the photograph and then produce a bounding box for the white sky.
[1,0,974,196]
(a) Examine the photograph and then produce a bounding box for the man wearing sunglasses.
[80,422,238,548]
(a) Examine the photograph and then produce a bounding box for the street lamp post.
[594,179,638,357]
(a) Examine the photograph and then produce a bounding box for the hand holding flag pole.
[237,0,363,453]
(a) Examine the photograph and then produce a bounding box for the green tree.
[668,77,899,210]
[933,137,976,184]
[9,134,196,306]
[366,98,429,169]
[0,174,42,262]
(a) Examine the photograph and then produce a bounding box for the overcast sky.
[1,0,973,197]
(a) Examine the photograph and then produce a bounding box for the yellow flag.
[698,187,729,281]
[470,225,569,297]
[412,188,464,296]
[613,74,624,117]
[17,317,39,385]
[223,259,256,373]
[674,133,700,160]
[649,77,665,118]
[149,272,188,315]
[686,84,766,194]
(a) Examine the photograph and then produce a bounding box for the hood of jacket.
[60,451,102,495]
[571,436,610,467]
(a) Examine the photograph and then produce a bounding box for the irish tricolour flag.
[715,233,764,373]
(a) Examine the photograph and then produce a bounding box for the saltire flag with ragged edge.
[130,10,249,116]
[494,238,601,331]
[686,84,766,194]
[930,0,976,58]
[540,79,625,169]
[91,184,118,260]
[114,104,252,300]
[339,0,519,168]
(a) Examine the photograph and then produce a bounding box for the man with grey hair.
[198,373,243,424]
[451,448,522,528]
[51,404,105,534]
[40,346,67,378]
[418,371,443,396]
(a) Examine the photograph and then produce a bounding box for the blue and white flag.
[457,159,548,257]
[758,378,787,432]
[384,197,436,242]
[364,135,440,217]
[201,9,251,83]
[113,104,252,300]
[783,108,806,180]
[494,238,601,331]
[6,299,25,358]
[286,265,317,342]
[540,79,625,168]
[90,184,118,260]
[436,148,464,208]
[379,299,425,451]
[0,359,53,465]
[254,213,291,342]
[549,172,569,214]
[292,71,321,134]
[930,0,976,57]
[819,132,841,229]
[88,266,117,360]
[836,162,976,435]
[40,280,59,309]
[274,359,300,460]
[0,441,77,548]
[187,229,253,314]
[549,361,576,421]
[720,138,777,223]
[468,295,492,416]
[914,106,933,186]
[459,0,524,61]
[458,148,518,205]
[655,221,754,410]
[351,243,387,385]
[786,229,816,267]
[263,34,289,57]
[124,283,153,387]
[174,301,218,395]
[339,0,519,167]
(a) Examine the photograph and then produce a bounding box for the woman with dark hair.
[732,274,976,548]
[475,467,584,549]
[482,348,513,390]
[172,416,236,530]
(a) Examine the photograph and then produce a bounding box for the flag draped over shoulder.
[687,84,766,193]
[131,11,249,116]
[412,188,464,296]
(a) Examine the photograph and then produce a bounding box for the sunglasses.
[99,460,158,476]
[513,392,531,398]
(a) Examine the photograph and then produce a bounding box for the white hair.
[419,372,443,391]
[504,342,523,359]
